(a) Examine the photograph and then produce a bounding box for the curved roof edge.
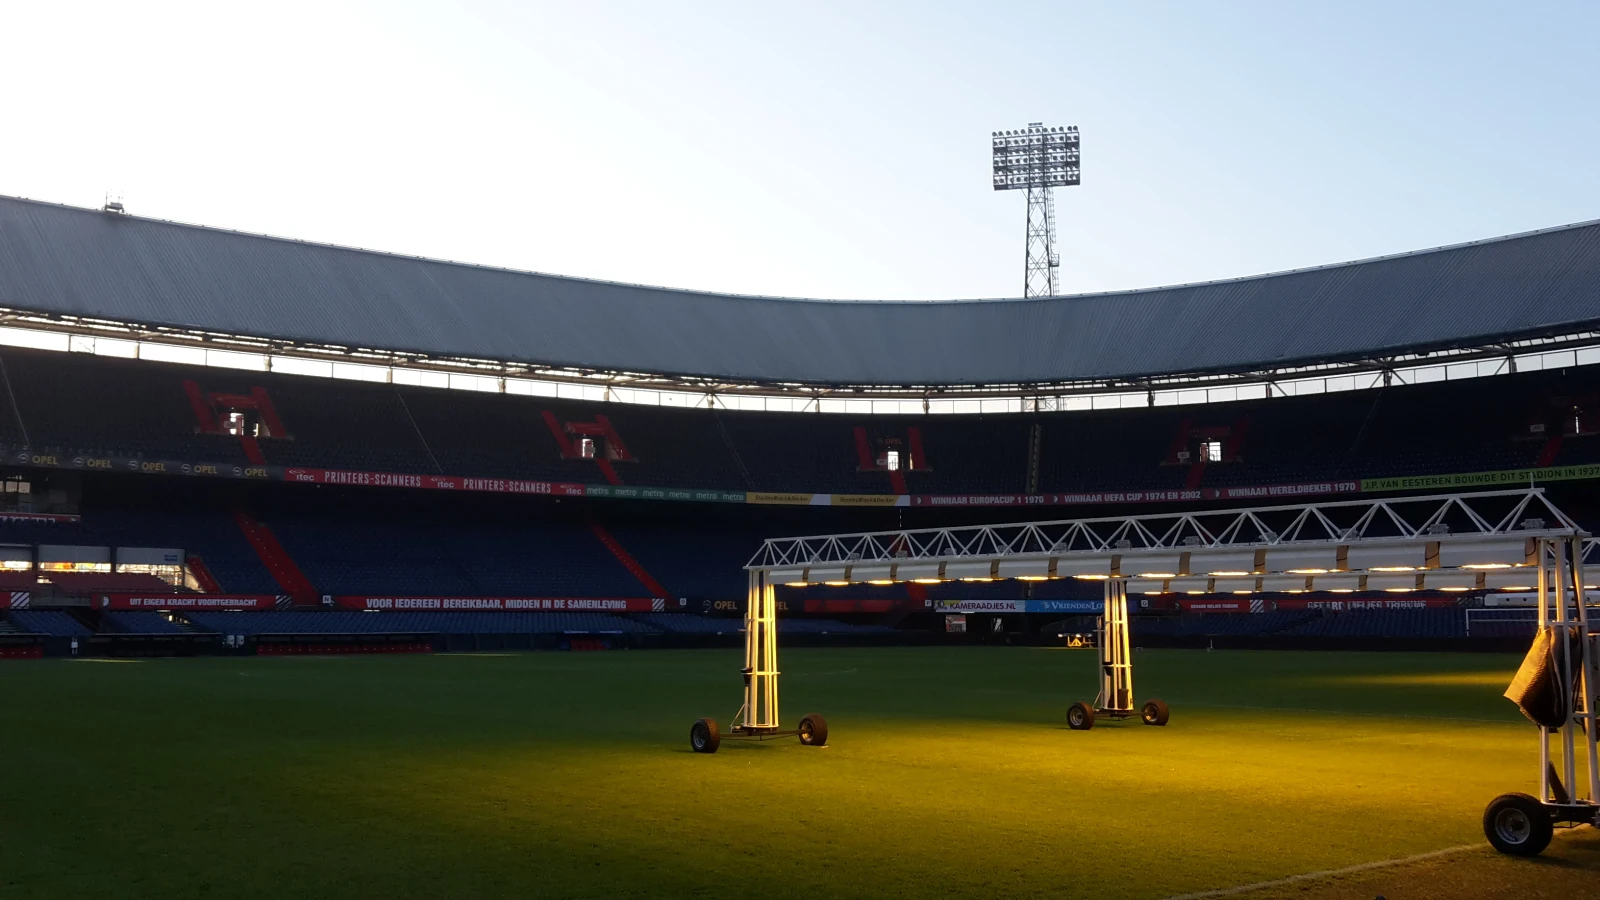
[1,194,1598,387]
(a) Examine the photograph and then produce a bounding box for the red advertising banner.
[1176,598,1253,613]
[1271,597,1460,611]
[98,594,282,610]
[281,469,586,497]
[911,481,1359,507]
[803,598,909,614]
[332,595,672,612]
[0,591,28,609]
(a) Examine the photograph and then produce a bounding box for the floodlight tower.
[992,123,1079,297]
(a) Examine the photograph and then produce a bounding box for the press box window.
[1201,440,1223,462]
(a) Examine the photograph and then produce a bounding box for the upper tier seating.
[0,346,1595,498]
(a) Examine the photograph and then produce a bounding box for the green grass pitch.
[2,647,1596,899]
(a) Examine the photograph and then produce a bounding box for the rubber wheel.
[690,717,721,754]
[1141,699,1170,726]
[1067,701,1095,730]
[798,713,829,746]
[1483,792,1552,856]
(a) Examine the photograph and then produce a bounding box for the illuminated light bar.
[851,564,894,582]
[997,559,1053,580]
[912,578,944,585]
[1121,552,1181,578]
[1265,547,1340,573]
[1054,556,1114,579]
[1440,537,1535,569]
[945,561,995,581]
[1188,550,1258,576]
[1484,570,1539,590]
[897,562,941,582]
[1260,575,1311,592]
[1423,571,1479,591]
[1213,577,1258,594]
[1365,572,1420,591]
[867,579,895,586]
[1346,543,1427,571]
[807,566,847,583]
[1310,573,1361,592]
[823,581,849,587]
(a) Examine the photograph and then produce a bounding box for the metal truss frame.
[748,489,1580,572]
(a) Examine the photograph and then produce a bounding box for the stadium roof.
[1,194,1598,391]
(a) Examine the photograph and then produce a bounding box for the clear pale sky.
[2,1,1596,301]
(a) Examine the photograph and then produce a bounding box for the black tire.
[1483,792,1552,856]
[690,717,721,754]
[798,713,829,746]
[1067,701,1095,730]
[1141,699,1170,726]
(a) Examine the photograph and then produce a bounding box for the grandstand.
[0,194,1598,653]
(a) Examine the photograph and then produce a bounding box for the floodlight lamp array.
[992,124,1080,191]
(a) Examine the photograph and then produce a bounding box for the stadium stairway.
[586,519,670,599]
[186,555,224,592]
[232,510,317,604]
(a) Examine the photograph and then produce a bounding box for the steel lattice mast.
[994,122,1079,297]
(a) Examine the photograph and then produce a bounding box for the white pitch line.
[1161,843,1480,900]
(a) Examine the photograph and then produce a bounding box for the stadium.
[1,190,1598,898]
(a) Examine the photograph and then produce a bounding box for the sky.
[1,0,1596,301]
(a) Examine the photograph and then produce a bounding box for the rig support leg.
[736,570,780,732]
[1096,579,1134,715]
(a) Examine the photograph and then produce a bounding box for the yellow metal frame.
[734,570,781,732]
[1536,536,1600,809]
[1095,579,1134,714]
